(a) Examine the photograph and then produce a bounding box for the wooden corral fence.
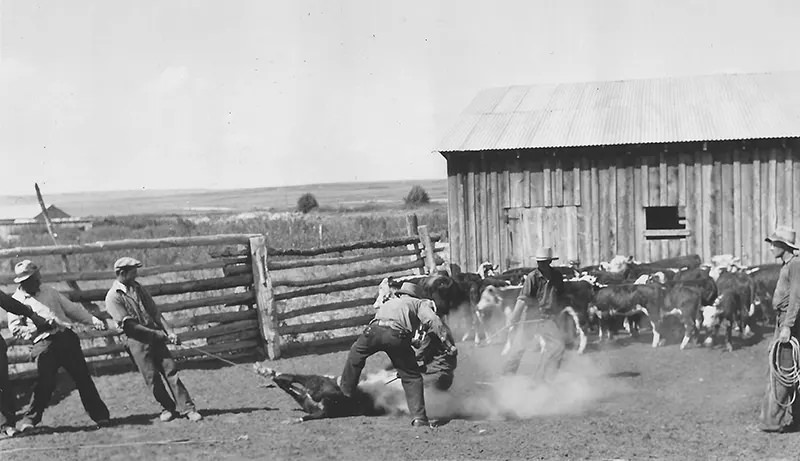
[214,224,442,359]
[0,227,441,380]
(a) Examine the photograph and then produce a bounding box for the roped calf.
[590,284,665,347]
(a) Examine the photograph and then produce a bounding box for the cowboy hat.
[396,282,424,298]
[534,247,559,261]
[765,225,799,251]
[14,260,40,283]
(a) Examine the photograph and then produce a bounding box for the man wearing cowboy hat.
[0,290,54,437]
[340,282,456,427]
[760,226,800,432]
[502,247,566,382]
[8,260,111,432]
[104,257,202,423]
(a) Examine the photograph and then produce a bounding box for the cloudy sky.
[1,0,799,195]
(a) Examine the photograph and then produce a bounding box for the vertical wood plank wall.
[445,139,800,271]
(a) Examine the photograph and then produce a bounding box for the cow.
[455,272,513,345]
[714,270,756,338]
[672,267,718,306]
[662,285,703,350]
[590,284,665,347]
[745,263,781,325]
[700,289,745,352]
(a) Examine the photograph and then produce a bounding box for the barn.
[435,71,800,271]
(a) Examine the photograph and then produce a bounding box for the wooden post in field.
[250,235,281,359]
[417,225,437,274]
[406,214,425,275]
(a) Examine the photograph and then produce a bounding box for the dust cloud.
[358,353,627,421]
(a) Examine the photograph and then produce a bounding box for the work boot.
[0,425,18,438]
[186,411,203,422]
[16,419,35,433]
[159,410,176,422]
[411,418,432,428]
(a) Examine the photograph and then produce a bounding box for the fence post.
[250,235,281,359]
[417,225,437,274]
[406,214,425,275]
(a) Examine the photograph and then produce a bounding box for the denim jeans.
[340,325,427,420]
[126,338,195,415]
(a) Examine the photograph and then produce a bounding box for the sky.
[1,0,799,195]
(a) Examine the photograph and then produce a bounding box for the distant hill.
[0,179,448,218]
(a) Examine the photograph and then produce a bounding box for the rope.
[769,337,800,408]
[0,438,227,454]
[482,319,549,343]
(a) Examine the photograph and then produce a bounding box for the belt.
[371,319,399,328]
[369,320,410,337]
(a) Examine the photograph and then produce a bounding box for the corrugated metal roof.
[435,72,800,152]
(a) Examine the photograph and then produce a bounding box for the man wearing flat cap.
[340,282,456,427]
[9,260,110,432]
[760,226,800,433]
[0,288,54,438]
[502,247,567,382]
[104,257,202,423]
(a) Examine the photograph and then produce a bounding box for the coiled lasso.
[769,337,800,407]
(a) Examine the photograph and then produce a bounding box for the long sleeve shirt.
[9,285,96,341]
[773,254,800,330]
[104,280,167,343]
[414,322,457,376]
[373,296,451,346]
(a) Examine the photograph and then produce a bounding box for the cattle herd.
[379,253,782,355]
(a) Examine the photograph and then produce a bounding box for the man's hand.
[91,317,107,331]
[778,326,792,343]
[445,344,458,357]
[167,333,181,346]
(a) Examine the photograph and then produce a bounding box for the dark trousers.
[21,329,110,425]
[0,337,15,428]
[340,325,427,420]
[502,318,566,381]
[126,338,195,415]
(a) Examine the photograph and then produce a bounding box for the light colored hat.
[14,260,40,283]
[396,282,424,298]
[765,226,799,251]
[113,257,143,271]
[534,247,559,261]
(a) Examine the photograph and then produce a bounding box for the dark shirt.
[516,266,565,316]
[773,254,800,330]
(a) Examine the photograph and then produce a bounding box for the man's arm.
[0,290,51,329]
[55,290,100,326]
[781,260,800,331]
[105,289,166,343]
[140,288,179,344]
[417,301,455,351]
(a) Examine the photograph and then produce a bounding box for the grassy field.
[0,179,447,218]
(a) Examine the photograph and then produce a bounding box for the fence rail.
[1,221,444,379]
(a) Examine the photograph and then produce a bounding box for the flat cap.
[113,257,143,271]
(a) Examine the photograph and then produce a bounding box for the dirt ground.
[2,326,800,461]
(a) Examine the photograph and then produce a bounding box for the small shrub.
[403,185,430,207]
[296,193,319,214]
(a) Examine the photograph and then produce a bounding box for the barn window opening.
[644,206,689,240]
